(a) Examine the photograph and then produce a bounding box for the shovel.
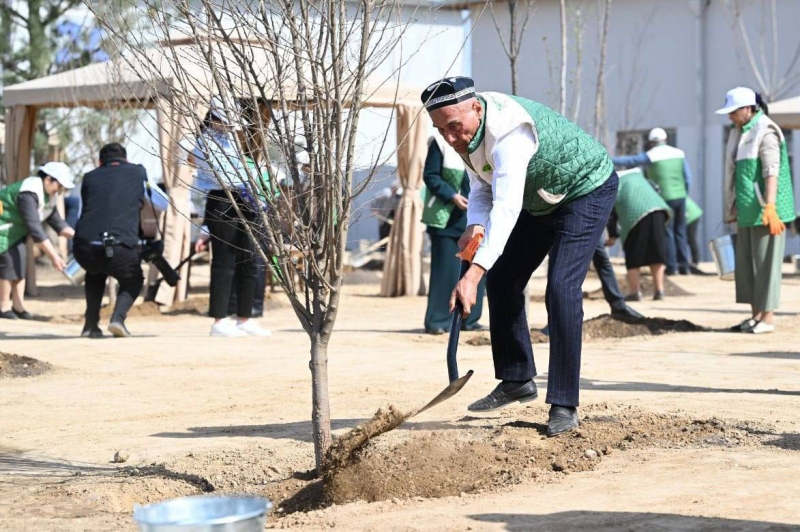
[404,234,484,421]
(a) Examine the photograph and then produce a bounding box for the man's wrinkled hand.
[458,224,485,251]
[449,266,483,318]
[605,237,617,247]
[762,204,785,236]
[452,194,469,211]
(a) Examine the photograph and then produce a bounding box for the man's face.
[429,99,483,155]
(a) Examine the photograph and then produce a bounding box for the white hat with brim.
[715,87,757,115]
[39,161,75,189]
[209,95,241,131]
[648,127,667,142]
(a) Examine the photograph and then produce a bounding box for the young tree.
[592,0,612,145]
[724,0,800,101]
[489,0,536,96]
[93,0,424,473]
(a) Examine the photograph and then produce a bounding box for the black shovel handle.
[447,259,471,383]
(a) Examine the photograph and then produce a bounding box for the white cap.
[208,95,241,130]
[648,127,667,142]
[715,87,756,115]
[39,162,74,189]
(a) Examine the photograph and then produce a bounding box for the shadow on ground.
[470,511,800,531]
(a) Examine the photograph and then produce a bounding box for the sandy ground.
[1,260,800,531]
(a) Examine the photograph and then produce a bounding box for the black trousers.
[687,220,700,266]
[665,198,691,273]
[592,236,625,311]
[487,173,618,407]
[73,239,144,326]
[424,234,485,331]
[205,190,258,319]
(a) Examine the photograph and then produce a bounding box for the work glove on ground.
[761,204,785,236]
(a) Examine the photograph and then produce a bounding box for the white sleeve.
[472,125,538,271]
[466,167,492,228]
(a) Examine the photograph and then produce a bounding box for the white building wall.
[469,0,800,259]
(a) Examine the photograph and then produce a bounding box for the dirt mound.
[584,275,693,300]
[581,314,706,340]
[321,404,756,506]
[100,301,162,320]
[325,406,409,472]
[470,315,706,346]
[0,352,52,378]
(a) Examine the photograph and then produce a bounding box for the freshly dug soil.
[584,275,693,300]
[101,301,161,320]
[0,352,52,378]
[325,406,409,472]
[470,315,706,346]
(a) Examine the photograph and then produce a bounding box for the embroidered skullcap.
[421,77,476,111]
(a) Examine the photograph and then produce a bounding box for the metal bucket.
[709,235,735,281]
[62,258,86,286]
[133,495,271,532]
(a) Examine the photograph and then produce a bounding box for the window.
[615,128,677,156]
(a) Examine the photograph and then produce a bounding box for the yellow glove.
[762,204,785,236]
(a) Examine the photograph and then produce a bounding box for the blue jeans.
[665,198,691,273]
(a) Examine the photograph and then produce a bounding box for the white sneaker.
[237,319,272,337]
[750,322,775,334]
[210,318,247,337]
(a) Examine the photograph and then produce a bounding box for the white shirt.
[467,124,538,270]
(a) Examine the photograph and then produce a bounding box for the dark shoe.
[547,405,579,437]
[689,265,713,276]
[678,268,690,275]
[108,321,131,338]
[462,322,488,332]
[0,309,19,320]
[611,305,644,319]
[81,325,104,339]
[665,269,677,276]
[12,308,33,320]
[251,307,264,318]
[468,380,538,412]
[730,318,757,332]
[624,292,642,302]
[653,290,665,301]
[425,327,446,336]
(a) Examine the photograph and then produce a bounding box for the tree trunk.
[309,332,332,473]
[27,0,50,79]
[509,0,517,95]
[593,0,612,145]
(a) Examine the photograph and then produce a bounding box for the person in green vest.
[605,168,670,301]
[422,76,618,437]
[612,128,693,276]
[0,162,75,319]
[684,196,707,274]
[422,131,486,335]
[718,87,795,334]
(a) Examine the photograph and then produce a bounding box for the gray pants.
[735,225,785,312]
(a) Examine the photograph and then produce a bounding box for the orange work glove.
[762,204,785,236]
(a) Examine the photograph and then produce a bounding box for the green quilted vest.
[644,144,688,201]
[421,137,466,229]
[0,181,33,255]
[466,94,613,216]
[615,168,671,244]
[685,196,703,225]
[734,111,795,227]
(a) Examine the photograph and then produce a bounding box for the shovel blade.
[414,370,474,417]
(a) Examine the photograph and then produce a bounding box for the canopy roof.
[770,95,800,129]
[3,37,421,109]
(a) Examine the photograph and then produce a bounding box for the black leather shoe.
[425,327,446,336]
[665,270,677,276]
[468,380,538,412]
[0,309,19,320]
[653,290,665,301]
[547,405,579,437]
[81,325,104,339]
[12,308,33,320]
[611,305,644,319]
[462,322,488,332]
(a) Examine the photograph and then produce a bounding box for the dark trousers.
[73,239,144,326]
[64,195,81,254]
[228,251,267,316]
[687,220,700,266]
[665,198,691,273]
[486,173,618,407]
[205,190,258,319]
[592,236,625,310]
[425,234,485,331]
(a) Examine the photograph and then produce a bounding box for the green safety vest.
[644,144,688,201]
[466,93,612,216]
[0,177,56,255]
[421,134,466,229]
[733,111,795,227]
[614,168,671,244]
[685,196,703,225]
